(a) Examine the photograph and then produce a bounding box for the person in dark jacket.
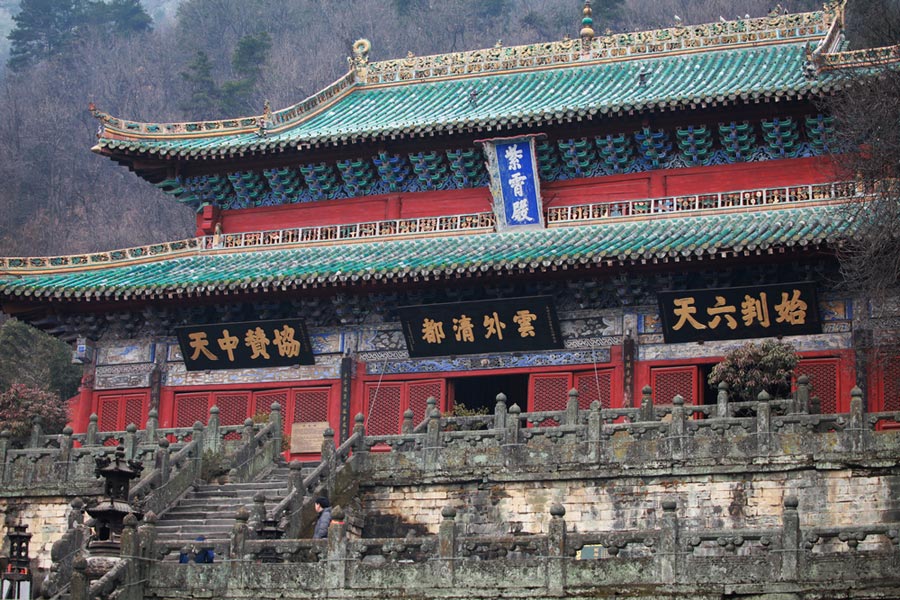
[313,496,332,539]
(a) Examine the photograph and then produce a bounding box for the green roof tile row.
[95,44,850,158]
[0,205,852,302]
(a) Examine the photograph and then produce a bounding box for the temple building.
[1,1,897,458]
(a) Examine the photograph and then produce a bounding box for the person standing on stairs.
[313,497,332,539]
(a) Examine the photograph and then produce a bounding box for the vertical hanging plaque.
[480,135,545,231]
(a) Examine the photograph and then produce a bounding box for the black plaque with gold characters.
[398,296,563,358]
[657,282,821,344]
[176,319,314,371]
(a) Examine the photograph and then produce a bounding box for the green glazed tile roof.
[96,44,834,158]
[0,205,853,302]
[91,7,867,159]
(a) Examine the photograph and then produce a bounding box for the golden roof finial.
[580,0,595,44]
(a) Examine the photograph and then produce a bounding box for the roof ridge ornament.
[351,39,371,85]
[580,1,594,49]
[258,100,273,137]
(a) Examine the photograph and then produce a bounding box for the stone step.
[161,507,252,520]
[156,518,237,529]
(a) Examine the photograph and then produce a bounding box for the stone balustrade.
[70,496,900,600]
[0,405,276,495]
[352,379,900,481]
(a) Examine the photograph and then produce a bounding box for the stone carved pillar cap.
[441,506,457,520]
[784,496,799,509]
[662,499,677,511]
[289,460,303,471]
[235,507,250,521]
[550,503,566,517]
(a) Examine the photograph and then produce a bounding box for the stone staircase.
[153,464,304,560]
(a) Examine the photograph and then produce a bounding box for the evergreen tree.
[0,319,81,400]
[7,0,153,71]
[7,0,85,71]
[84,0,153,33]
[219,31,271,115]
[180,50,219,116]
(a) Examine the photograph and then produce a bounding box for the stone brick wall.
[0,497,71,570]
[361,469,900,542]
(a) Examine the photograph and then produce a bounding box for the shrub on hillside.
[0,383,70,447]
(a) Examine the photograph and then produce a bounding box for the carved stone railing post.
[249,492,267,532]
[124,423,138,460]
[587,401,602,463]
[438,506,457,587]
[716,382,730,418]
[781,496,800,581]
[270,403,283,459]
[659,499,678,583]
[565,389,579,426]
[795,375,810,414]
[29,415,44,448]
[120,513,140,600]
[425,397,437,423]
[493,393,507,430]
[86,414,99,446]
[242,418,254,443]
[191,422,205,475]
[287,460,303,496]
[70,554,88,600]
[145,409,158,443]
[352,413,367,455]
[670,396,686,461]
[60,426,74,480]
[0,430,9,482]
[504,404,523,467]
[322,428,336,497]
[156,438,170,485]
[326,507,348,589]
[640,385,654,422]
[547,503,567,594]
[230,507,250,560]
[424,408,442,471]
[206,406,220,454]
[849,386,865,453]
[401,409,415,434]
[137,511,157,586]
[756,392,771,456]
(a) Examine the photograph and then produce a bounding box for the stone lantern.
[1,523,32,600]
[85,446,143,556]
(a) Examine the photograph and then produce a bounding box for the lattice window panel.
[174,392,209,434]
[883,355,900,412]
[408,380,443,426]
[293,388,330,423]
[123,395,146,429]
[213,392,250,441]
[651,367,698,405]
[798,358,839,414]
[98,396,121,445]
[366,383,403,436]
[98,396,120,431]
[532,374,571,426]
[254,389,289,419]
[575,370,613,410]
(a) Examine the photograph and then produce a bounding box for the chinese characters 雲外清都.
[421,309,539,344]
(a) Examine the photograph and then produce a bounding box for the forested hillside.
[0,0,885,257]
